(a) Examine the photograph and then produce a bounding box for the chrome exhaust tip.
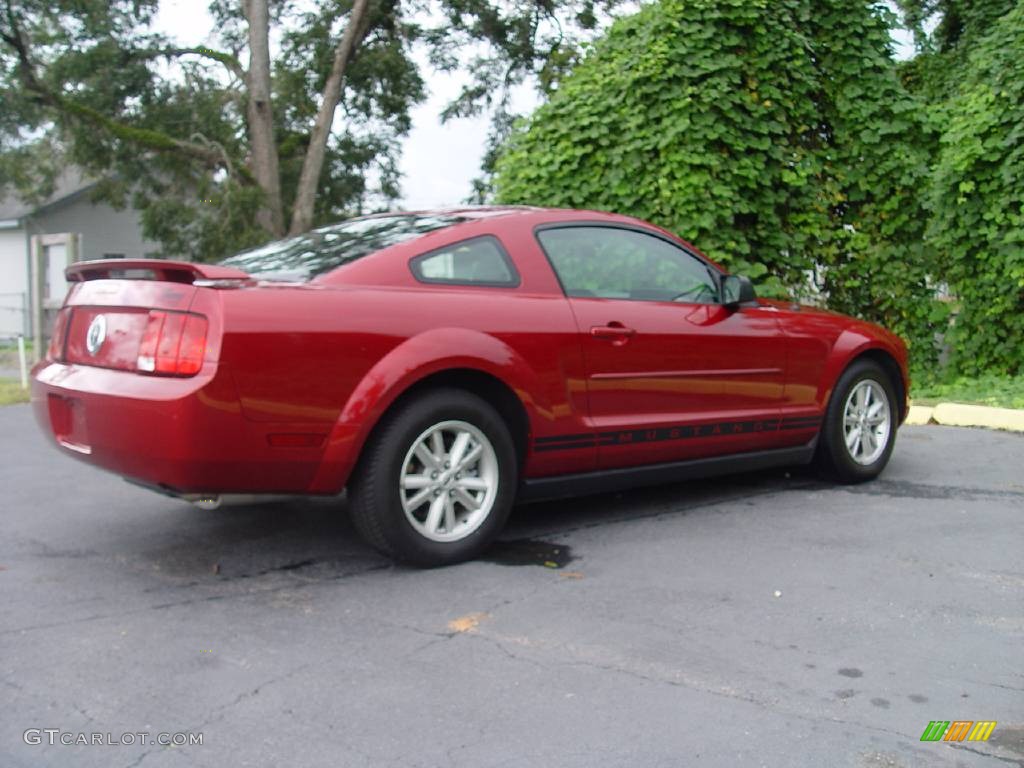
[184,494,222,511]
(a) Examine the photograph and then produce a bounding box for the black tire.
[348,388,518,567]
[815,359,899,483]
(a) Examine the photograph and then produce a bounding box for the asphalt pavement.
[1,402,1022,767]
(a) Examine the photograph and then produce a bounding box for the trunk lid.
[54,259,247,374]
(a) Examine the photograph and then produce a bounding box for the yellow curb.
[932,402,1024,432]
[905,405,934,426]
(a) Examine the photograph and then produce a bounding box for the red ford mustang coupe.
[32,207,908,565]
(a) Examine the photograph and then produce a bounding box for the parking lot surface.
[1,402,1022,767]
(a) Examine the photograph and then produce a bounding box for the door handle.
[590,323,636,344]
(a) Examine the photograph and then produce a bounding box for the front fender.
[308,328,550,493]
[817,325,909,415]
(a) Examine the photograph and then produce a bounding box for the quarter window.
[410,236,518,287]
[537,226,720,304]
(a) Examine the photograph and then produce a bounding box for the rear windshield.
[220,213,466,281]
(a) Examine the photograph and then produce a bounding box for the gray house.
[0,170,158,338]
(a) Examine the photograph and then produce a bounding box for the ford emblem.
[86,315,107,356]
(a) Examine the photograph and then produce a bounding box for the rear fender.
[309,328,550,493]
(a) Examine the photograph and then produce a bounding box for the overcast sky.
[154,1,915,211]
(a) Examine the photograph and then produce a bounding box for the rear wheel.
[348,388,517,566]
[815,359,897,483]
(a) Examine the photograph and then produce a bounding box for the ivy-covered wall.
[923,3,1024,374]
[495,0,1023,376]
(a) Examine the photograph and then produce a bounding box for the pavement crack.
[73,704,95,727]
[975,680,1024,693]
[470,633,551,671]
[946,742,1024,767]
[2,677,26,692]
[191,661,316,733]
[123,747,156,768]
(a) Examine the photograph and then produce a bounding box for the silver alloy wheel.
[842,379,891,466]
[399,420,499,543]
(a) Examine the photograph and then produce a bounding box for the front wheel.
[815,359,898,483]
[348,388,517,566]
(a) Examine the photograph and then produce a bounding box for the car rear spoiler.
[66,259,251,284]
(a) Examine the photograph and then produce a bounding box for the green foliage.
[922,4,1024,375]
[895,1,1017,110]
[0,378,30,406]
[494,0,941,364]
[912,372,1024,410]
[895,0,1017,55]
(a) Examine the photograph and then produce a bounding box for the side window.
[536,226,720,304]
[410,236,519,287]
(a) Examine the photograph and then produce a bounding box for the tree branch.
[62,99,237,171]
[0,6,246,177]
[133,45,247,80]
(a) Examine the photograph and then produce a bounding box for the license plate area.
[48,394,92,454]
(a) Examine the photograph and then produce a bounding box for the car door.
[535,224,788,470]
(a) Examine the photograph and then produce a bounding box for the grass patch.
[0,377,30,406]
[911,373,1024,409]
[0,342,33,370]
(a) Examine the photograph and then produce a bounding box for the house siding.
[26,196,159,262]
[0,227,29,337]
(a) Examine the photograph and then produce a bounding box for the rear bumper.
[31,361,333,495]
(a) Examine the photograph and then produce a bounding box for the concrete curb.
[905,405,934,426]
[906,402,1024,432]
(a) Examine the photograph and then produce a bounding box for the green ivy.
[494,0,943,367]
[924,4,1024,375]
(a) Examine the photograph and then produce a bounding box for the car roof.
[393,204,616,218]
[397,205,545,219]
[345,206,720,273]
[385,204,658,230]
[395,205,703,252]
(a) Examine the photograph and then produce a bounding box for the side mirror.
[721,274,756,308]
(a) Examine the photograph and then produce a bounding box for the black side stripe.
[533,415,822,453]
[780,417,822,430]
[534,432,595,445]
[534,440,597,452]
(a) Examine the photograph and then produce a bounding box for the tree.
[0,0,622,260]
[494,0,939,363]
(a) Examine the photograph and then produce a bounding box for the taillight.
[47,308,71,361]
[137,310,208,376]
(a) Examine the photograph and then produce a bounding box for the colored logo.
[920,721,996,742]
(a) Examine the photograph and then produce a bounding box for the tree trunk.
[244,0,285,237]
[288,0,370,235]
